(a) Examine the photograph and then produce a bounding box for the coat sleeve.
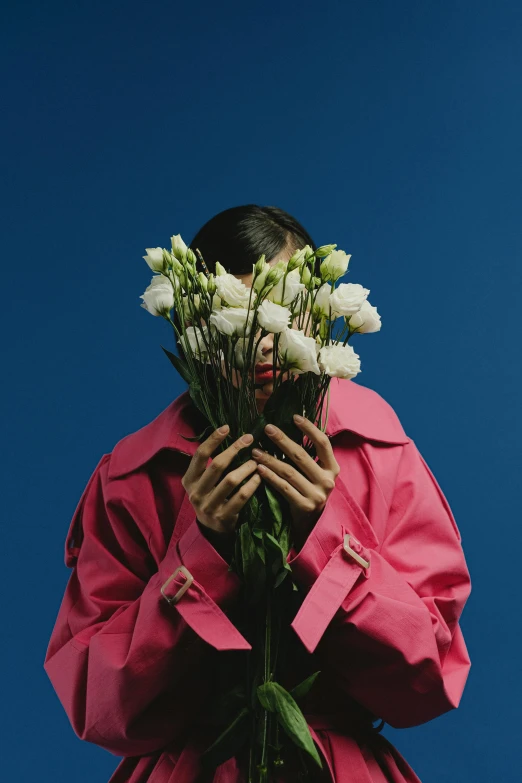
[287,438,472,729]
[43,454,251,758]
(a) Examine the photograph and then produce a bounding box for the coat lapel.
[107,377,410,480]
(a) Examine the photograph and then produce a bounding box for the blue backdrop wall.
[2,1,521,781]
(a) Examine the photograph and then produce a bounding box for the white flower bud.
[253,258,271,293]
[319,317,329,342]
[254,254,267,274]
[312,283,333,319]
[172,258,184,276]
[315,243,337,258]
[265,267,285,287]
[143,247,165,273]
[320,250,351,283]
[300,265,312,285]
[266,268,306,307]
[171,234,188,261]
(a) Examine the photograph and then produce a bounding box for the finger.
[262,423,325,484]
[195,432,255,494]
[209,459,259,506]
[183,424,232,487]
[292,416,340,474]
[252,451,321,502]
[223,471,263,517]
[255,463,316,513]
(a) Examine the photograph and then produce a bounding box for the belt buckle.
[343,533,370,570]
[161,565,194,605]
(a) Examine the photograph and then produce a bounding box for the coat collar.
[107,377,410,480]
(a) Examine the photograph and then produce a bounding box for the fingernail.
[252,448,263,458]
[241,433,253,444]
[265,424,276,435]
[293,414,304,423]
[219,424,229,434]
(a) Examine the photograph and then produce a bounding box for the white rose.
[277,328,320,375]
[171,234,188,260]
[320,250,351,283]
[214,273,252,307]
[329,283,370,318]
[209,307,254,337]
[143,247,165,272]
[312,282,333,318]
[257,300,292,333]
[139,275,174,317]
[232,338,265,369]
[267,268,306,307]
[179,325,212,362]
[318,344,361,378]
[348,299,382,333]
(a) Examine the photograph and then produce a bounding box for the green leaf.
[239,522,265,603]
[290,671,321,702]
[264,531,292,586]
[161,345,192,384]
[201,706,250,769]
[278,523,291,559]
[245,493,261,527]
[256,682,322,768]
[179,424,215,443]
[274,564,291,589]
[264,484,283,537]
[257,682,277,713]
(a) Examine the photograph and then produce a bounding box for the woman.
[44,205,472,782]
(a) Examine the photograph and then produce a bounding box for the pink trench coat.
[44,378,472,783]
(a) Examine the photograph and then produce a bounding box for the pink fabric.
[44,378,471,781]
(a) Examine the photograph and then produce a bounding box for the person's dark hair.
[174,205,317,361]
[188,204,317,276]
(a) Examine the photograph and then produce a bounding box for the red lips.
[254,363,279,382]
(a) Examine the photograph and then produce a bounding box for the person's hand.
[251,416,340,550]
[181,425,261,535]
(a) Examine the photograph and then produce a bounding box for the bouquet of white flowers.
[139,234,381,780]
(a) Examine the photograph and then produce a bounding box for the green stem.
[259,559,272,781]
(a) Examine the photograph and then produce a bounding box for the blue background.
[2,1,521,780]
